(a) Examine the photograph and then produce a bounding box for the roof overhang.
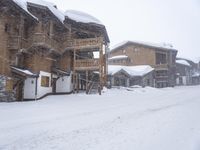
[11,66,38,78]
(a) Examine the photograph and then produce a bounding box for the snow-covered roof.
[192,72,200,77]
[176,60,191,67]
[111,41,177,52]
[193,57,200,64]
[109,55,128,60]
[12,0,38,20]
[11,67,37,77]
[12,0,65,23]
[108,65,154,77]
[27,0,65,22]
[65,10,103,25]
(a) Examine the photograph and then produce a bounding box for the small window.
[41,76,50,87]
[31,80,34,84]
[4,24,10,32]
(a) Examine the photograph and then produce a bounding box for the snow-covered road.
[0,86,200,150]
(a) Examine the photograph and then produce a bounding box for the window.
[41,76,50,87]
[31,80,34,84]
[4,24,10,33]
[147,79,150,86]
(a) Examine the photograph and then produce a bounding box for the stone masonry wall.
[0,75,15,102]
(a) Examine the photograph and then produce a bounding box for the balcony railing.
[154,64,168,69]
[8,36,30,50]
[74,59,100,70]
[7,36,21,50]
[66,37,103,50]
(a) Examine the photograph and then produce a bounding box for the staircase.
[87,74,101,95]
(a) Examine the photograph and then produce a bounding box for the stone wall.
[0,75,15,102]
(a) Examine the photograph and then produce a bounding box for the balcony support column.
[49,20,54,38]
[73,49,76,93]
[99,43,103,94]
[86,70,89,94]
[19,14,24,49]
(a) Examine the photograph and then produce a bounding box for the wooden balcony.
[154,64,168,70]
[7,36,30,50]
[74,59,100,70]
[7,36,20,49]
[32,33,61,51]
[67,37,103,50]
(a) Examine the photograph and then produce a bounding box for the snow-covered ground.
[0,86,200,150]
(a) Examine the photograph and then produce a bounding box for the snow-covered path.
[0,86,200,150]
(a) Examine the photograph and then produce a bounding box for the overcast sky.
[48,0,200,61]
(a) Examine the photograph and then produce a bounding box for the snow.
[12,0,104,25]
[11,67,37,76]
[192,72,200,77]
[0,86,200,150]
[108,65,154,76]
[111,40,130,50]
[65,10,103,25]
[176,60,191,66]
[109,55,128,60]
[111,40,176,52]
[12,0,65,22]
[12,0,38,20]
[27,0,65,22]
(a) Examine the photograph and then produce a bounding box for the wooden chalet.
[109,41,178,88]
[108,65,154,88]
[0,0,109,101]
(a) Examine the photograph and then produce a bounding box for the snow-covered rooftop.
[109,55,128,60]
[12,0,65,23]
[176,60,191,67]
[192,72,200,77]
[27,0,65,22]
[12,0,105,26]
[108,65,154,76]
[12,0,38,20]
[11,67,37,76]
[65,10,103,25]
[111,41,176,52]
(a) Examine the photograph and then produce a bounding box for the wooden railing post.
[73,49,76,93]
[86,71,88,94]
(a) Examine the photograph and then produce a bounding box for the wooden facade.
[108,70,154,88]
[0,0,109,101]
[109,41,177,88]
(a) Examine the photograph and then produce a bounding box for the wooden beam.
[86,71,88,94]
[73,49,76,93]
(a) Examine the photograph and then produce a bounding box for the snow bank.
[176,60,191,66]
[108,65,154,76]
[65,10,103,25]
[1,86,200,150]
